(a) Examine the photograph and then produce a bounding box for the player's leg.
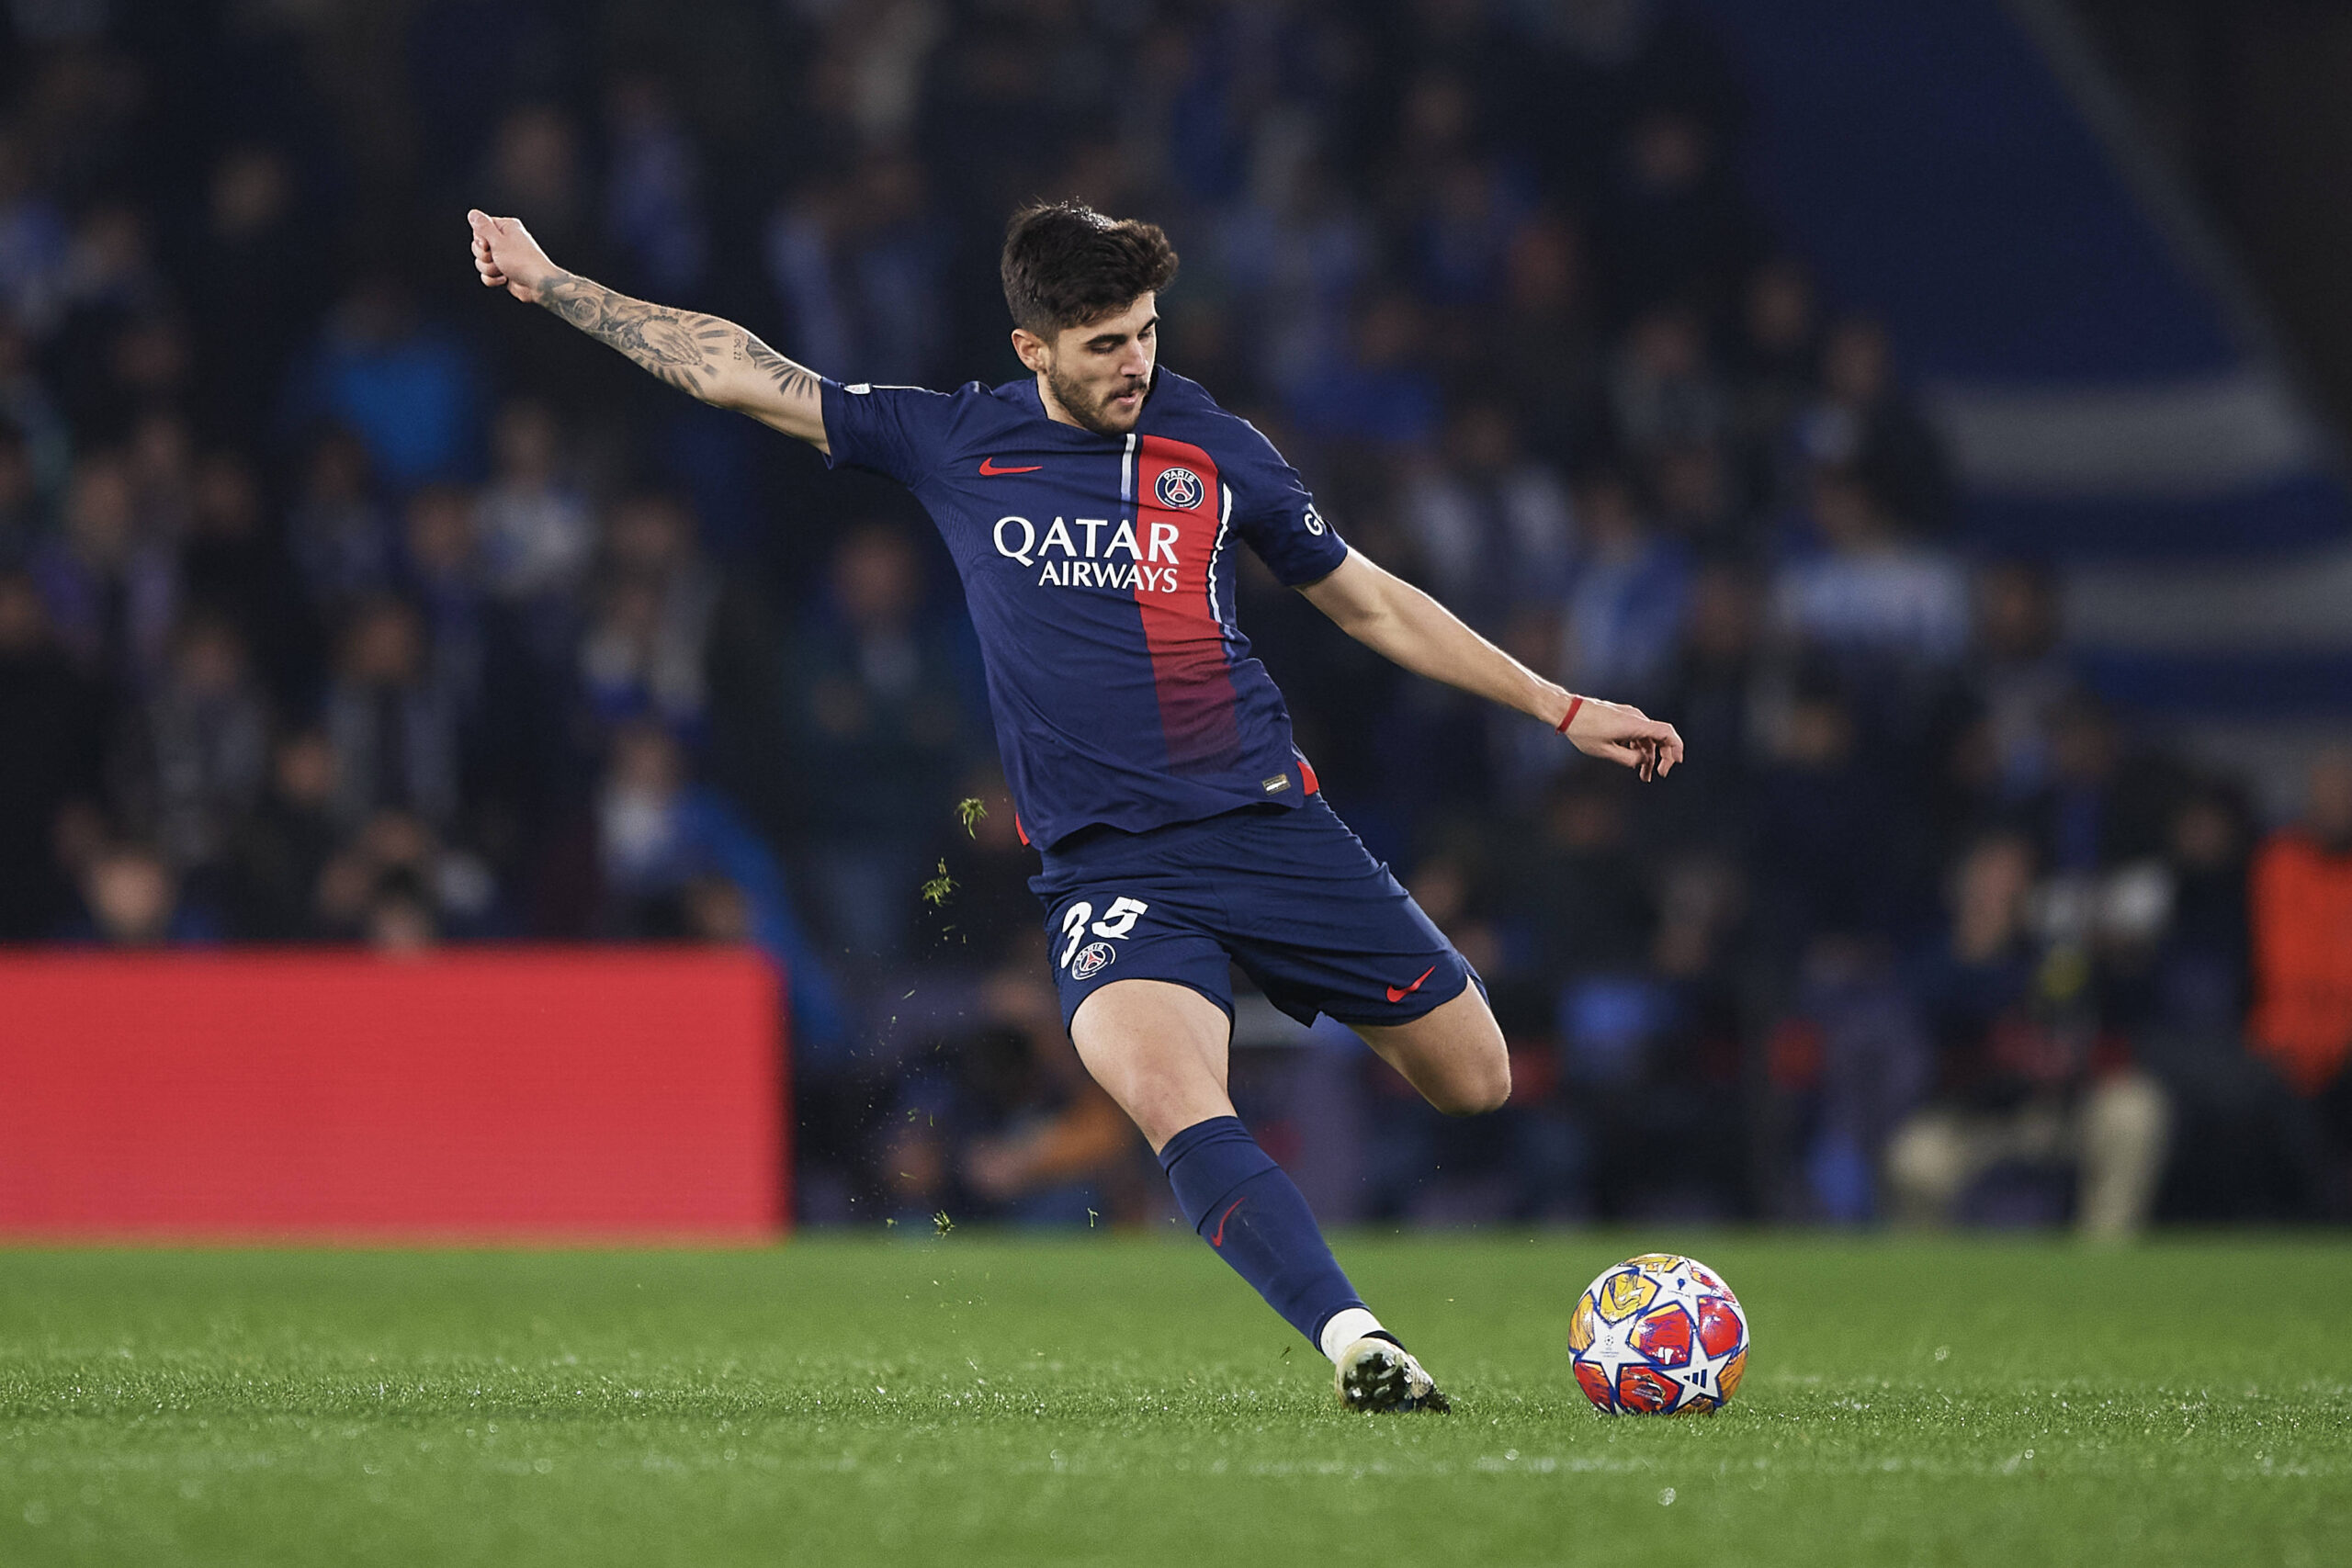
[1218,795,1509,1118]
[1350,983,1512,1117]
[1068,977,1447,1411]
[1063,977,1233,1146]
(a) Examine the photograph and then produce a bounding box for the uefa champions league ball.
[1569,1253,1750,1415]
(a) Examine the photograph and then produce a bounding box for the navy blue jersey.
[820,368,1350,849]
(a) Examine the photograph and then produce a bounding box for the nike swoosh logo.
[1209,1196,1246,1248]
[1386,965,1439,1004]
[978,457,1042,476]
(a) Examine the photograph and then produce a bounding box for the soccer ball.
[1568,1253,1749,1415]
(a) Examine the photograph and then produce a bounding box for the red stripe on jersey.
[1132,434,1242,773]
[1297,755,1319,795]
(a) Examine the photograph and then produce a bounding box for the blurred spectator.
[124,410,198,544]
[1648,439,1741,554]
[363,869,441,953]
[1774,933,1930,1223]
[2248,750,2352,1209]
[0,130,71,334]
[1410,153,1530,312]
[886,969,1139,1227]
[1512,770,1655,994]
[794,523,973,961]
[578,491,715,736]
[475,399,593,606]
[1650,561,1764,846]
[603,75,709,299]
[1748,678,1900,950]
[322,596,460,831]
[538,720,845,1051]
[178,451,308,702]
[313,807,490,942]
[1730,256,1819,511]
[765,150,946,388]
[1517,776,1750,1218]
[66,840,220,945]
[1884,832,2170,1235]
[398,484,490,714]
[1969,560,2072,801]
[2015,691,2184,876]
[1382,69,1482,218]
[2157,785,2255,1032]
[2129,783,2305,1221]
[221,729,343,941]
[481,105,591,262]
[1218,152,1373,406]
[109,325,198,459]
[2089,783,2257,1048]
[1295,291,1441,447]
[1485,210,1601,462]
[1592,108,1759,321]
[1557,468,1689,704]
[189,145,316,446]
[0,566,102,937]
[1796,315,1953,536]
[1770,468,1969,671]
[0,315,70,498]
[285,274,483,489]
[49,204,170,434]
[109,613,269,880]
[0,420,42,564]
[1401,402,1574,634]
[1608,303,1728,461]
[287,430,394,613]
[29,450,176,690]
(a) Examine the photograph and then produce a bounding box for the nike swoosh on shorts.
[1385,965,1438,1004]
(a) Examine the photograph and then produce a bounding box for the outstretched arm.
[467,209,828,452]
[1298,549,1683,778]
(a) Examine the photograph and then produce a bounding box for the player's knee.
[1434,1055,1511,1117]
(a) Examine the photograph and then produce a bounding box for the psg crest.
[1070,942,1116,980]
[1155,467,1205,511]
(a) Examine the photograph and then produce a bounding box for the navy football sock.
[1157,1115,1365,1350]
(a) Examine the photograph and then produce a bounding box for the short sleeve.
[1227,424,1349,587]
[820,380,958,486]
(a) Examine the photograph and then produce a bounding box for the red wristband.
[1555,695,1584,736]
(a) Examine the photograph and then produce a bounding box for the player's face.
[1022,294,1159,436]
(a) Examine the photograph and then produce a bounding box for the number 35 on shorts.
[1058,897,1150,968]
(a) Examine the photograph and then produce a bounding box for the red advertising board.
[0,949,786,1241]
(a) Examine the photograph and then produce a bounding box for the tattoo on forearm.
[738,332,820,401]
[537,270,818,408]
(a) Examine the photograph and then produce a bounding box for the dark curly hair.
[1000,201,1180,334]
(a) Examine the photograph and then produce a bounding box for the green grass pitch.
[3,1235,2347,1565]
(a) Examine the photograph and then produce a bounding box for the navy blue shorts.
[1031,795,1480,1033]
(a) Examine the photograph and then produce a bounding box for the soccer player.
[468,202,1682,1412]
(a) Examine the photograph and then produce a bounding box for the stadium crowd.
[3,0,2348,1231]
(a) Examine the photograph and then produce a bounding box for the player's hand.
[466,209,560,302]
[1563,696,1684,782]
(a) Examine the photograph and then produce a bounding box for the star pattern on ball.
[1645,1262,1724,1324]
[1659,1328,1739,1410]
[1575,1305,1648,1397]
